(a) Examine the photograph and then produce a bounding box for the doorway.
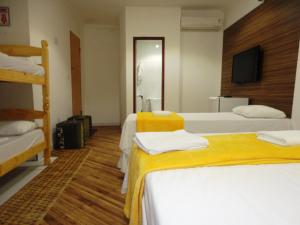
[70,31,82,116]
[133,37,165,113]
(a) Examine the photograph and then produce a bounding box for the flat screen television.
[232,46,262,84]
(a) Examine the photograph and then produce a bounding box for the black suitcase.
[55,120,84,149]
[68,115,92,139]
[85,115,92,136]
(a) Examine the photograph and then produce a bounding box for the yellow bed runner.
[136,112,184,132]
[124,133,300,225]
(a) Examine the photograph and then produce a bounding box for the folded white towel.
[135,130,209,155]
[0,137,9,144]
[257,130,300,146]
[152,111,172,116]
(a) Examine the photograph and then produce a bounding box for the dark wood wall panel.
[221,0,300,117]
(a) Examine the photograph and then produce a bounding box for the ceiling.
[70,0,237,25]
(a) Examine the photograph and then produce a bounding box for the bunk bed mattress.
[142,163,300,225]
[0,52,45,75]
[119,113,293,172]
[0,129,44,164]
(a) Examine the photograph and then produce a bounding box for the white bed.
[0,52,45,75]
[119,112,293,172]
[142,163,300,225]
[0,129,44,165]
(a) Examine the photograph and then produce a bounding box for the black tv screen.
[232,46,262,84]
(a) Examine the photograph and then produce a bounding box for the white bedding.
[0,129,44,164]
[0,52,45,76]
[118,112,293,172]
[142,163,300,225]
[257,130,300,146]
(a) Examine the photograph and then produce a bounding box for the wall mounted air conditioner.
[181,16,223,31]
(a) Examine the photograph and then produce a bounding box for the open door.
[70,31,82,115]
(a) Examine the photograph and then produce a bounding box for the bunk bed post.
[41,40,51,165]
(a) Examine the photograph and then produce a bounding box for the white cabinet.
[209,97,249,112]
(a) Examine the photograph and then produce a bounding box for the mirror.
[133,37,165,113]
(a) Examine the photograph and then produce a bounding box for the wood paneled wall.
[221,0,300,117]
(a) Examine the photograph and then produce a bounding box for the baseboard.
[93,122,120,126]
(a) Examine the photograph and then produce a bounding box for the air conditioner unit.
[181,16,223,31]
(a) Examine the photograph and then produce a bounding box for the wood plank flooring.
[42,126,128,225]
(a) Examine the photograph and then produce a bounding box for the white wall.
[292,41,300,129]
[180,9,224,112]
[181,31,223,112]
[0,0,33,109]
[82,25,120,125]
[28,0,83,132]
[0,83,34,109]
[121,6,181,122]
[0,0,30,45]
[224,0,263,28]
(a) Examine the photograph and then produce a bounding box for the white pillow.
[232,105,287,119]
[0,121,38,136]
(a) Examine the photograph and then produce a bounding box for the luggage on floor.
[55,120,85,149]
[68,115,92,140]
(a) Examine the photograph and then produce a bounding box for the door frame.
[70,31,82,116]
[133,37,165,113]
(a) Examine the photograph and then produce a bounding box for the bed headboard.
[221,0,300,117]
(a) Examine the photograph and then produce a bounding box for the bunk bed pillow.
[232,105,287,119]
[0,121,38,136]
[0,52,45,75]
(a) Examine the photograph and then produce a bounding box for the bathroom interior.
[134,38,164,112]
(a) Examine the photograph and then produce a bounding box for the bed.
[124,132,300,225]
[119,112,293,172]
[0,42,48,85]
[0,129,45,175]
[0,40,51,176]
[142,163,300,225]
[0,51,45,76]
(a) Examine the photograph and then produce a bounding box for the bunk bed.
[0,40,51,176]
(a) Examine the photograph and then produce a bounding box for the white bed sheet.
[0,129,44,164]
[0,52,45,76]
[118,113,293,172]
[142,163,300,225]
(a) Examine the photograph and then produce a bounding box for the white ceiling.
[70,0,237,25]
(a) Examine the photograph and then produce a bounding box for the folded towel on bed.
[135,130,208,154]
[152,111,172,116]
[257,130,300,146]
[137,112,184,132]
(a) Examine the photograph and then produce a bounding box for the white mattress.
[0,129,44,164]
[118,113,293,172]
[142,163,300,225]
[0,52,45,76]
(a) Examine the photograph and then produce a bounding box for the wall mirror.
[133,37,165,113]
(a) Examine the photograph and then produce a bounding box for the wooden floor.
[42,126,128,225]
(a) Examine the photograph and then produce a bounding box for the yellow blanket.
[136,112,184,132]
[124,133,300,225]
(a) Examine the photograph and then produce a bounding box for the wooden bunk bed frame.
[0,40,51,176]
